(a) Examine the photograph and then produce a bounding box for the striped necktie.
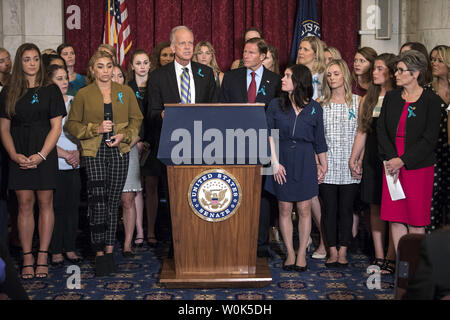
[180,67,191,104]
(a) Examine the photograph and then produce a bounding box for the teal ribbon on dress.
[311,107,316,115]
[312,75,320,85]
[257,85,266,96]
[118,92,124,104]
[348,108,356,120]
[135,91,143,100]
[197,68,204,78]
[407,105,416,118]
[31,93,39,104]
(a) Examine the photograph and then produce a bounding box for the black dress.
[360,97,384,205]
[0,84,66,190]
[127,79,163,176]
[427,91,449,233]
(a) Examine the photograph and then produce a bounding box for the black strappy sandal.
[381,259,396,275]
[21,251,35,280]
[134,237,144,248]
[35,250,49,278]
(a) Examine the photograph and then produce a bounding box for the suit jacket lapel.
[240,68,248,102]
[167,62,181,103]
[256,68,270,102]
[191,62,202,100]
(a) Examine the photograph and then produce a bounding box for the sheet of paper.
[383,161,406,201]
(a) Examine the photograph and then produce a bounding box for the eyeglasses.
[394,67,412,75]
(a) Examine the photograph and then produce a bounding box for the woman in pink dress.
[377,50,442,274]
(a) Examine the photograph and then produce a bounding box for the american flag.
[103,0,132,68]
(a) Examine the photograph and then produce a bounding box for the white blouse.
[322,94,360,185]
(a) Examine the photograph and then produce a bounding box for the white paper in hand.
[383,161,406,201]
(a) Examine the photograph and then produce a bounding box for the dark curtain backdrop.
[64,0,358,75]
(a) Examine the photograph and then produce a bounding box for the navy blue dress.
[265,98,327,202]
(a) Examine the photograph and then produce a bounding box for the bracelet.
[37,152,46,161]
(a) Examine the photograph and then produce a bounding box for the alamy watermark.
[66,265,81,290]
[366,265,382,290]
[170,121,279,175]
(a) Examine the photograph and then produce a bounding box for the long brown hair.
[5,43,44,118]
[352,47,377,86]
[150,41,171,72]
[266,45,280,75]
[359,53,397,133]
[126,49,150,82]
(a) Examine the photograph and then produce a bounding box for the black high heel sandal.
[134,237,144,248]
[381,259,396,275]
[35,250,49,278]
[21,251,35,280]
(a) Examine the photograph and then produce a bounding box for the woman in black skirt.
[349,53,397,273]
[0,43,66,279]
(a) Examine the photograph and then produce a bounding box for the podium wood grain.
[159,165,271,287]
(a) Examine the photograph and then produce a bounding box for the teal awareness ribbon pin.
[257,85,266,96]
[118,92,124,104]
[136,91,143,100]
[407,105,416,118]
[31,93,39,104]
[197,68,204,78]
[348,108,356,120]
[311,107,316,115]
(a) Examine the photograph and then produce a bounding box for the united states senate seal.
[188,169,242,222]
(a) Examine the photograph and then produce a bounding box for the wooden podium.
[158,104,272,288]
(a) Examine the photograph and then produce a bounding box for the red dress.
[380,102,434,226]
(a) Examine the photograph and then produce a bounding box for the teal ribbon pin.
[135,91,143,100]
[31,93,39,104]
[257,85,266,96]
[311,107,316,115]
[348,108,356,120]
[118,92,124,104]
[407,105,416,118]
[197,68,204,78]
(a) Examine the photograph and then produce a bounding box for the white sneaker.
[269,227,280,242]
[311,251,327,259]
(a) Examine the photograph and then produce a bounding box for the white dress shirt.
[174,60,196,104]
[246,64,264,92]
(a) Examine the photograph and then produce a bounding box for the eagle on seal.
[201,189,228,210]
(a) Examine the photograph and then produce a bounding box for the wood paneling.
[167,165,262,275]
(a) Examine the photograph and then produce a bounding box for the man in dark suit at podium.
[219,37,281,258]
[148,25,217,124]
[147,25,217,252]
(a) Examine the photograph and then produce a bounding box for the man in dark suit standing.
[148,25,217,127]
[147,25,217,249]
[220,38,281,258]
[220,38,281,105]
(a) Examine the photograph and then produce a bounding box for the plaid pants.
[84,142,129,252]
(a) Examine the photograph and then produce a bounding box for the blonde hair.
[296,36,326,74]
[324,47,342,61]
[322,59,353,107]
[430,45,450,101]
[86,50,114,84]
[192,41,221,74]
[41,48,57,55]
